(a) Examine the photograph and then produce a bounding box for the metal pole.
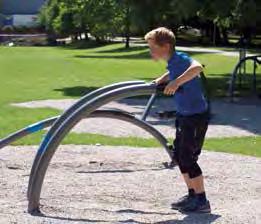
[253,60,257,95]
[229,55,261,100]
[141,93,157,121]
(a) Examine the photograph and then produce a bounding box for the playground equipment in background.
[229,55,261,100]
[0,80,177,214]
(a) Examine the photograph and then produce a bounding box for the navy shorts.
[173,110,209,178]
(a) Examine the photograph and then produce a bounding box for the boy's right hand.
[152,77,165,85]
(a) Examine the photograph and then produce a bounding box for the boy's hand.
[152,77,165,85]
[164,80,180,95]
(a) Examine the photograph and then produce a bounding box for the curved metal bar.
[0,117,58,149]
[27,81,145,198]
[229,55,261,99]
[28,83,167,213]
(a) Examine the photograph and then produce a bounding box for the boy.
[145,27,211,213]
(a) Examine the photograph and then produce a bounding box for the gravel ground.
[0,145,260,223]
[12,97,261,138]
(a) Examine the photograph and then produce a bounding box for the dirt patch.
[0,145,260,223]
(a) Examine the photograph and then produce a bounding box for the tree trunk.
[47,32,57,46]
[95,36,101,43]
[213,22,216,45]
[79,33,82,40]
[205,21,212,41]
[221,27,229,45]
[215,25,221,45]
[125,2,130,49]
[125,35,130,48]
[212,22,221,46]
[242,27,252,45]
[84,32,89,41]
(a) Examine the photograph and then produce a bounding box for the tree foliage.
[38,0,260,46]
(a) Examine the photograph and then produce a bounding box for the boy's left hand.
[164,80,180,95]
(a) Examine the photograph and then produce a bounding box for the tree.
[38,0,120,42]
[115,0,131,48]
[233,0,258,44]
[197,0,235,45]
[38,0,260,46]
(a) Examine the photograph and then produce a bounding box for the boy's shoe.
[163,158,178,169]
[179,197,211,213]
[171,194,194,210]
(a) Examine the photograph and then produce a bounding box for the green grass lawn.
[0,43,260,157]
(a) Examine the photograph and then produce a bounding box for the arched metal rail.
[0,81,152,196]
[26,81,170,201]
[0,80,174,214]
[27,81,148,199]
[229,55,261,100]
[27,83,171,214]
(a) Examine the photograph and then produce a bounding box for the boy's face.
[148,39,171,61]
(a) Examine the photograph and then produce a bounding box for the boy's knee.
[178,162,202,179]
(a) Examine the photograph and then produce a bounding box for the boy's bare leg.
[190,175,205,194]
[182,174,206,194]
[182,173,193,190]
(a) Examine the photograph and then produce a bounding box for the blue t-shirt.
[167,51,208,116]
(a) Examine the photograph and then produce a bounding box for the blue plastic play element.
[27,122,44,133]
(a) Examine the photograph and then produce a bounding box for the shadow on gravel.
[164,213,221,224]
[118,213,221,223]
[35,210,221,223]
[76,168,166,174]
[117,209,175,215]
[34,213,107,222]
[32,210,107,223]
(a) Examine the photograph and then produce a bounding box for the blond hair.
[144,27,176,49]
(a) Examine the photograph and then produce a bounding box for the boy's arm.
[175,60,203,86]
[164,60,203,95]
[153,71,170,85]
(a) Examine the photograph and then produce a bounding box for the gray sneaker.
[171,194,194,210]
[179,197,211,213]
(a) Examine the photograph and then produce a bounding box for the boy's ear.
[165,43,172,51]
